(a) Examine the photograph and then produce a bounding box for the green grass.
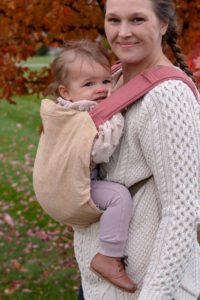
[19,55,53,70]
[0,96,79,300]
[25,56,53,65]
[2,59,199,299]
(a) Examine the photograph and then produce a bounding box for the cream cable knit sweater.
[74,79,200,300]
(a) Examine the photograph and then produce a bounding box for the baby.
[45,40,137,293]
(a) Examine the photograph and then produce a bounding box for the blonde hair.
[45,40,111,99]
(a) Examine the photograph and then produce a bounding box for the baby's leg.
[90,180,136,293]
[91,180,133,257]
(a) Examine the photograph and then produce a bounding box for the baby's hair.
[45,40,111,99]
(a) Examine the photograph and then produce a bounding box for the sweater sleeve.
[137,80,200,300]
[91,113,124,164]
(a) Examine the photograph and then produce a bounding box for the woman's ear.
[160,20,168,36]
[58,85,71,100]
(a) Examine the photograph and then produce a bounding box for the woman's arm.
[138,80,200,300]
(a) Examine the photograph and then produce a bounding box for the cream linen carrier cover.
[33,99,102,227]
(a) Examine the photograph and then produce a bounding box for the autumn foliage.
[0,0,199,102]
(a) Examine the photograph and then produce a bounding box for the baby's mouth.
[94,96,107,102]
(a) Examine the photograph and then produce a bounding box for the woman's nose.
[118,22,132,38]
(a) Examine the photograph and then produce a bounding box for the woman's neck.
[122,54,172,83]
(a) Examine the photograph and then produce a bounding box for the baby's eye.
[83,82,93,87]
[103,79,112,85]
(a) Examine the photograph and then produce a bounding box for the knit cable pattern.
[74,80,200,300]
[138,80,200,299]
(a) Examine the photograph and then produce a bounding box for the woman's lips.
[117,42,139,48]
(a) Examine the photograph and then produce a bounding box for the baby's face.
[60,58,113,102]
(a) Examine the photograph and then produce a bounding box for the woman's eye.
[107,17,119,24]
[131,17,144,24]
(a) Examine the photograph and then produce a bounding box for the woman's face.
[104,0,168,66]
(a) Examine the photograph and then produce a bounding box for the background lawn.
[1,56,199,300]
[0,94,79,300]
[20,55,53,69]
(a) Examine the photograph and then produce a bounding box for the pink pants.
[91,180,133,257]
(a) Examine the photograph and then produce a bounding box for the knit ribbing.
[74,79,200,300]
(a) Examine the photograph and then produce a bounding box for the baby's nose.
[96,84,107,93]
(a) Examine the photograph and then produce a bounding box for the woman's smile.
[117,41,140,48]
[117,42,134,47]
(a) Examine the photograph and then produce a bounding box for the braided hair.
[151,0,195,82]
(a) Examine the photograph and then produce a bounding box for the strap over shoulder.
[89,65,199,128]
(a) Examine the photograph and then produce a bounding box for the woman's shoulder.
[125,79,199,131]
[142,79,198,107]
[127,79,196,111]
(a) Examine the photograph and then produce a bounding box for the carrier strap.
[89,65,199,128]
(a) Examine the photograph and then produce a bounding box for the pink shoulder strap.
[89,65,199,128]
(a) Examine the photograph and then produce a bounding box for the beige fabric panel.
[33,99,102,227]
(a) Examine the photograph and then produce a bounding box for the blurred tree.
[0,0,199,102]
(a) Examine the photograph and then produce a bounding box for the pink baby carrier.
[33,65,199,227]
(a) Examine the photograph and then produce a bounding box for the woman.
[75,0,200,299]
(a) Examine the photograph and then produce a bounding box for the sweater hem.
[174,286,199,300]
[138,286,198,300]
